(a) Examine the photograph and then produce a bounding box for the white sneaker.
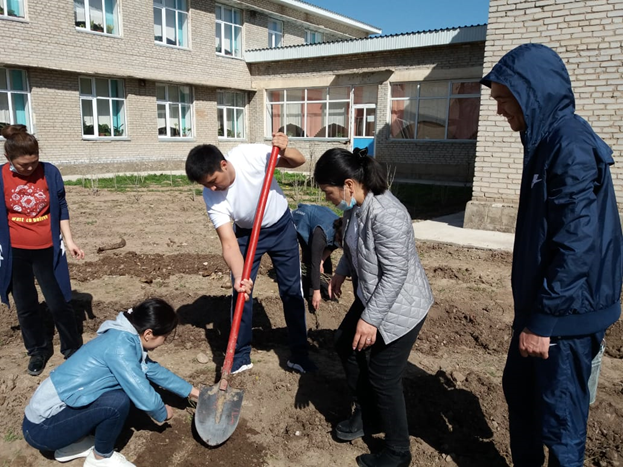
[231,362,253,375]
[54,435,95,462]
[83,451,135,467]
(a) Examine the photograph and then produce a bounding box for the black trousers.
[335,297,425,452]
[11,247,82,357]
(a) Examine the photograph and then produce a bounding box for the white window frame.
[157,83,194,139]
[215,4,243,58]
[389,80,481,141]
[0,0,25,19]
[74,0,120,35]
[268,19,283,48]
[305,30,323,44]
[217,91,246,140]
[0,67,33,134]
[79,76,127,139]
[266,87,351,140]
[154,0,189,48]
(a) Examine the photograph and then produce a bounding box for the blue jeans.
[232,210,308,361]
[503,330,604,467]
[22,389,130,458]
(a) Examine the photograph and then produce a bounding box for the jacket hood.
[97,311,139,336]
[481,43,575,152]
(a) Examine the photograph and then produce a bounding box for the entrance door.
[352,105,376,156]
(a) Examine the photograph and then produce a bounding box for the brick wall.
[465,0,623,231]
[0,0,363,91]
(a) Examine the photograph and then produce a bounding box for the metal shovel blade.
[194,380,244,446]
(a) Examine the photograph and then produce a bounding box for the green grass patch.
[65,173,193,190]
[4,429,21,442]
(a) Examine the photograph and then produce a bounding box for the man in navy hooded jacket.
[482,43,622,466]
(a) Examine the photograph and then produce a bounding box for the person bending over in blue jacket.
[483,43,622,467]
[292,203,341,311]
[22,298,200,467]
[315,148,434,467]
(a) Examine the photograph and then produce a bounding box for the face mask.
[9,163,17,173]
[336,186,356,211]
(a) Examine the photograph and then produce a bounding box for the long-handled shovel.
[195,146,281,446]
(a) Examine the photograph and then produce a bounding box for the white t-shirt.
[203,144,289,230]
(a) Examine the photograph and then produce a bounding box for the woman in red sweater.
[0,125,84,376]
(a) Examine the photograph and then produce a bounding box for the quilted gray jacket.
[335,190,433,344]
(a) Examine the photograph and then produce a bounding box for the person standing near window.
[0,124,84,376]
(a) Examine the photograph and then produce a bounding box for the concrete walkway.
[413,211,515,252]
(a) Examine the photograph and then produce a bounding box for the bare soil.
[0,186,621,467]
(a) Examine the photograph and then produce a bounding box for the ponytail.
[314,148,387,195]
[123,298,178,337]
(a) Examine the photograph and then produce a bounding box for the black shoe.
[335,406,364,441]
[356,449,412,467]
[27,353,50,376]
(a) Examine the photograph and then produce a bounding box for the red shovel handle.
[221,146,281,378]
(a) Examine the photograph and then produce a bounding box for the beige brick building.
[464,0,623,232]
[0,0,485,182]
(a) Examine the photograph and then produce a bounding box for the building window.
[154,0,188,47]
[268,19,282,48]
[0,0,25,18]
[217,91,245,139]
[266,87,350,139]
[157,84,193,138]
[215,4,242,58]
[390,80,480,140]
[79,77,126,138]
[305,30,323,44]
[74,0,120,35]
[0,68,32,132]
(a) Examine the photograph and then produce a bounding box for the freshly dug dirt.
[0,187,621,467]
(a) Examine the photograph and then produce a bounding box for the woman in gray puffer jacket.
[314,148,433,467]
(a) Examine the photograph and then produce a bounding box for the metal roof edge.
[245,24,487,63]
[268,0,382,35]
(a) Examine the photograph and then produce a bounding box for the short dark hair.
[314,148,387,195]
[185,144,226,183]
[2,124,39,160]
[124,298,178,337]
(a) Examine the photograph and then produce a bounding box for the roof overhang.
[268,0,382,35]
[245,24,487,63]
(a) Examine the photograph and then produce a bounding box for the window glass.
[157,83,194,138]
[354,86,377,105]
[216,4,242,58]
[307,88,326,101]
[286,89,304,101]
[447,97,480,139]
[80,77,126,138]
[0,67,32,132]
[217,90,245,139]
[1,0,25,18]
[74,0,119,35]
[154,0,188,47]
[419,81,448,98]
[266,86,352,139]
[390,80,480,140]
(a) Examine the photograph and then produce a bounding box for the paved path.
[413,211,514,252]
